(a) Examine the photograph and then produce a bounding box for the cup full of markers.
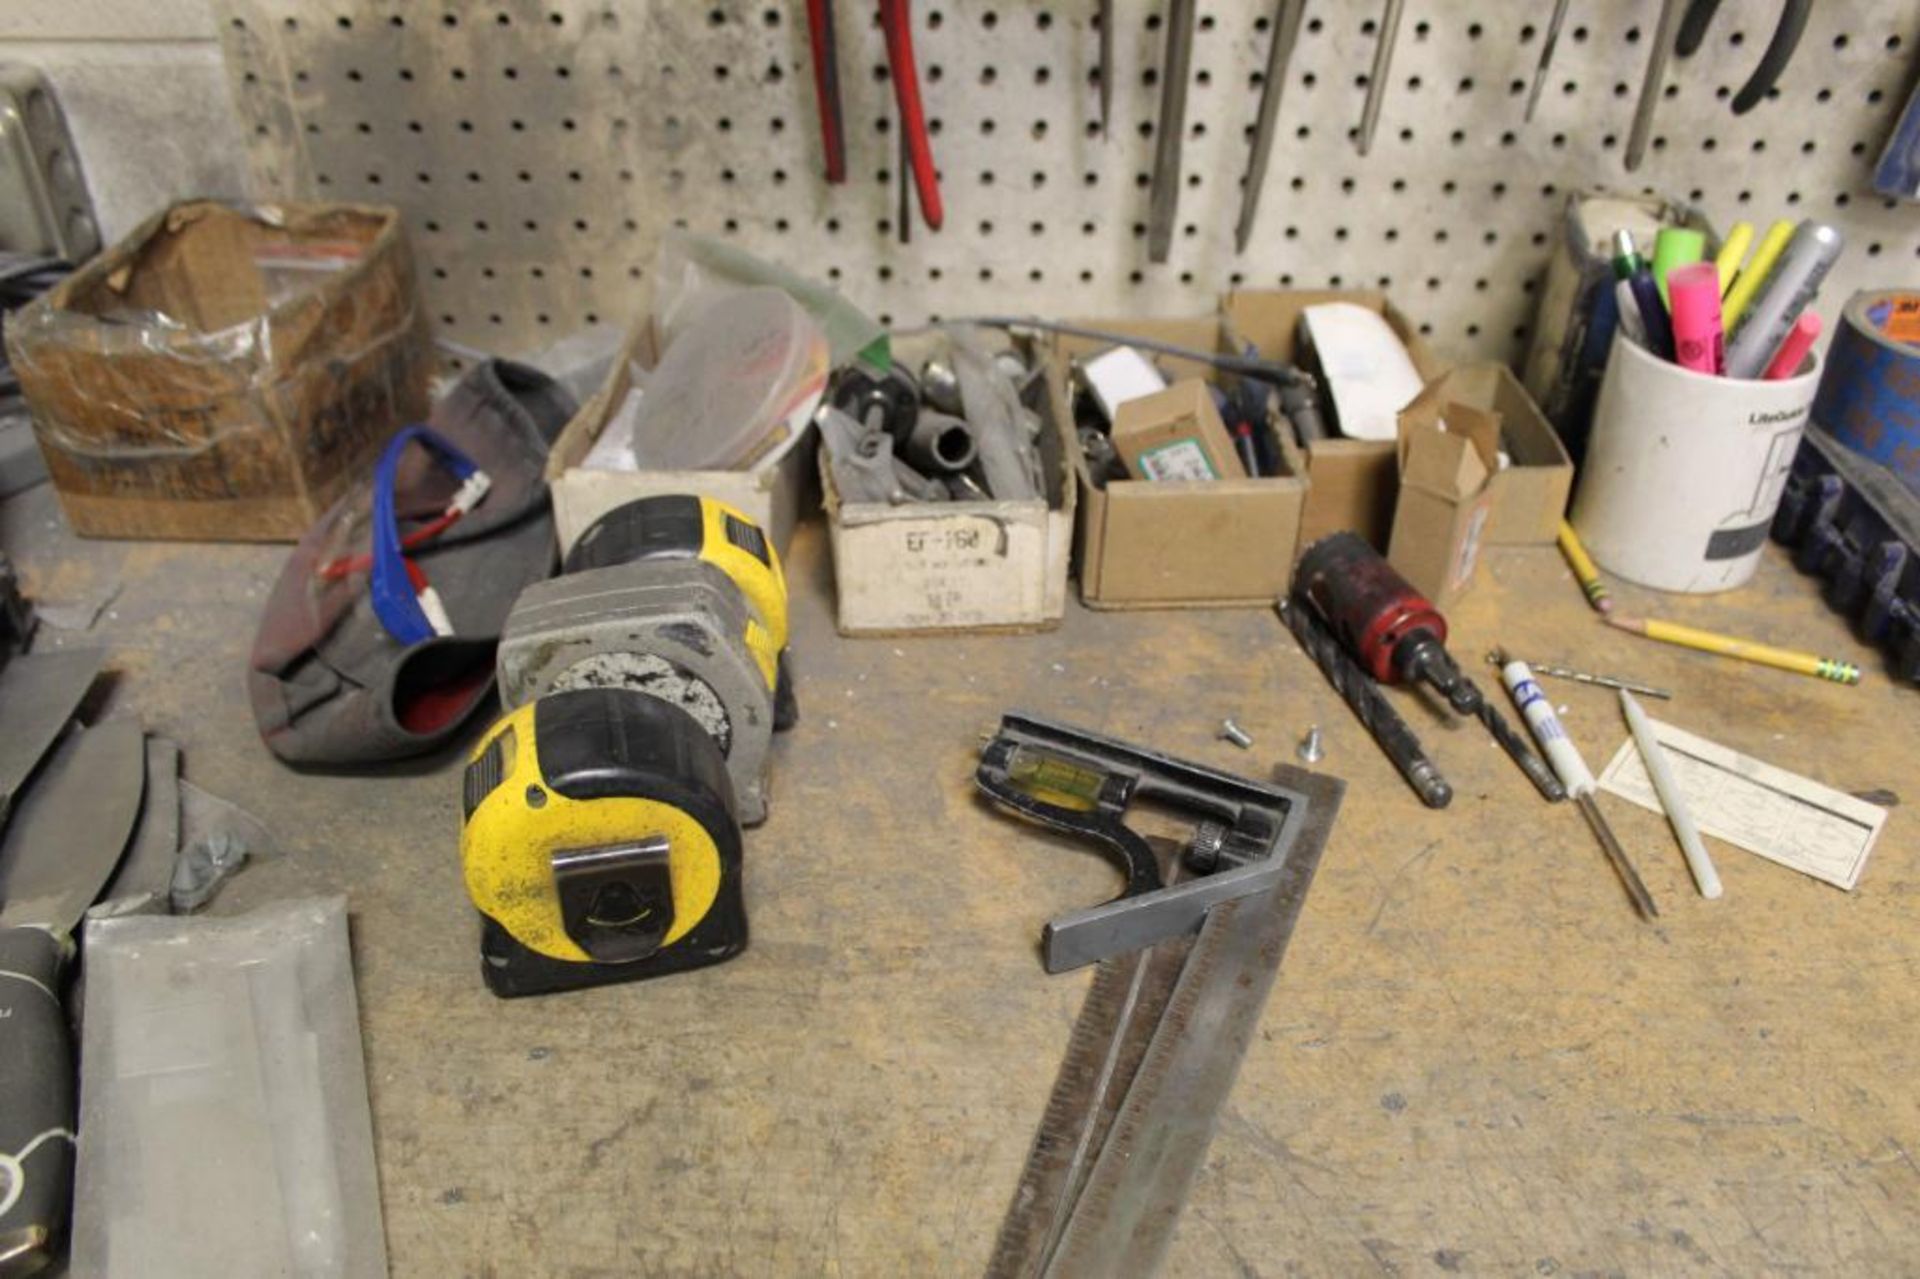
[1567,215,1839,594]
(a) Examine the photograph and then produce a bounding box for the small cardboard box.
[545,320,816,558]
[6,200,432,541]
[1388,389,1501,607]
[1046,315,1308,609]
[1111,379,1244,482]
[1224,289,1445,553]
[1430,363,1573,545]
[819,332,1073,635]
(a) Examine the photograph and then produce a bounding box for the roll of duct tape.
[1813,291,1920,496]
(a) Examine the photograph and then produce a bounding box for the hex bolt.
[1218,718,1254,750]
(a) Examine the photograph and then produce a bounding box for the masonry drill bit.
[1280,599,1452,809]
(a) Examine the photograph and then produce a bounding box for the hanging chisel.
[1234,0,1308,253]
[1355,0,1406,155]
[1146,0,1196,263]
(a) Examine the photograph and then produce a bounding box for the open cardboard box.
[1045,315,1309,609]
[1225,288,1445,554]
[544,319,817,557]
[1431,363,1574,545]
[818,330,1074,635]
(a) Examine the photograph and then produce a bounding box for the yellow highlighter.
[1722,219,1794,328]
[1713,221,1754,298]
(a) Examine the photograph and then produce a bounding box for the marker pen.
[1725,221,1844,379]
[1722,219,1794,328]
[1627,266,1675,362]
[1714,220,1754,297]
[1613,278,1648,347]
[1666,262,1725,375]
[1762,310,1822,380]
[1651,227,1706,305]
[1610,229,1647,281]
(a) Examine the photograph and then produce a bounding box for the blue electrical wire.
[368,426,480,646]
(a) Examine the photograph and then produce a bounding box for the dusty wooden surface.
[5,479,1917,1277]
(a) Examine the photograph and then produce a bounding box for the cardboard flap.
[1397,392,1501,497]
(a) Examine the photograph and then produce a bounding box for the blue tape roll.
[1813,291,1920,497]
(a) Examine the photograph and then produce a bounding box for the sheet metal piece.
[0,719,144,933]
[0,649,103,824]
[988,767,1342,1278]
[92,738,182,917]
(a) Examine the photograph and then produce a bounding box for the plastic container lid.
[627,286,829,471]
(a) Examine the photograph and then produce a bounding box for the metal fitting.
[1297,725,1324,764]
[1217,718,1254,750]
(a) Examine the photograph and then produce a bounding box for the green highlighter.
[1651,226,1706,306]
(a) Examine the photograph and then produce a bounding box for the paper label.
[1137,439,1219,482]
[1597,718,1887,890]
[1450,503,1490,590]
[1878,295,1920,345]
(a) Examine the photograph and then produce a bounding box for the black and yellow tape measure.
[461,687,747,998]
[565,494,798,729]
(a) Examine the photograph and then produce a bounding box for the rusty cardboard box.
[1425,363,1573,545]
[544,319,817,559]
[821,331,1072,635]
[1388,387,1501,608]
[1047,315,1307,609]
[6,200,431,541]
[1224,288,1445,553]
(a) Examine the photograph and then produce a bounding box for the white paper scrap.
[1598,718,1887,891]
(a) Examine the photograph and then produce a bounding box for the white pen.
[1619,691,1723,899]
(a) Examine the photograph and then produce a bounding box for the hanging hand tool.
[1625,0,1688,171]
[879,0,942,231]
[1674,0,1810,115]
[975,712,1323,972]
[1146,0,1196,263]
[1496,651,1659,920]
[1096,0,1114,138]
[1234,0,1308,253]
[804,0,846,183]
[985,750,1341,1278]
[1523,0,1574,123]
[0,718,145,1271]
[1355,0,1405,155]
[1281,598,1453,808]
[1295,532,1567,803]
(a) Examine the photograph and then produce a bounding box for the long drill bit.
[1456,673,1569,804]
[1280,600,1453,809]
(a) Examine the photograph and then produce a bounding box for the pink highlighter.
[1763,311,1822,380]
[1666,262,1725,375]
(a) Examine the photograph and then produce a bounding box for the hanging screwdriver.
[1355,0,1406,155]
[1497,649,1659,921]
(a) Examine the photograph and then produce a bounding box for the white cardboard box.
[544,321,816,557]
[820,339,1073,635]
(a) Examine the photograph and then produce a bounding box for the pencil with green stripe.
[1605,615,1861,685]
[1556,520,1612,615]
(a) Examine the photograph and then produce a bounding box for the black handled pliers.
[1675,0,1811,115]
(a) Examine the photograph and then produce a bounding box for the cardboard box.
[1388,388,1501,607]
[1111,379,1243,482]
[545,320,816,558]
[1046,315,1308,609]
[6,200,431,540]
[1429,363,1573,545]
[819,331,1073,634]
[1224,289,1445,553]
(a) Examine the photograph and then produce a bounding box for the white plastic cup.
[1570,335,1820,593]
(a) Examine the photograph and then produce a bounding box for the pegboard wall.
[213,1,1920,366]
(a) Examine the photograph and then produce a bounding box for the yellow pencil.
[1557,520,1612,614]
[1721,218,1794,329]
[1713,220,1754,298]
[1606,615,1860,685]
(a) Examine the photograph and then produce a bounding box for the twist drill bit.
[1280,600,1453,809]
[1456,673,1569,804]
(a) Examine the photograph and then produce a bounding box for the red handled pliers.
[879,0,943,230]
